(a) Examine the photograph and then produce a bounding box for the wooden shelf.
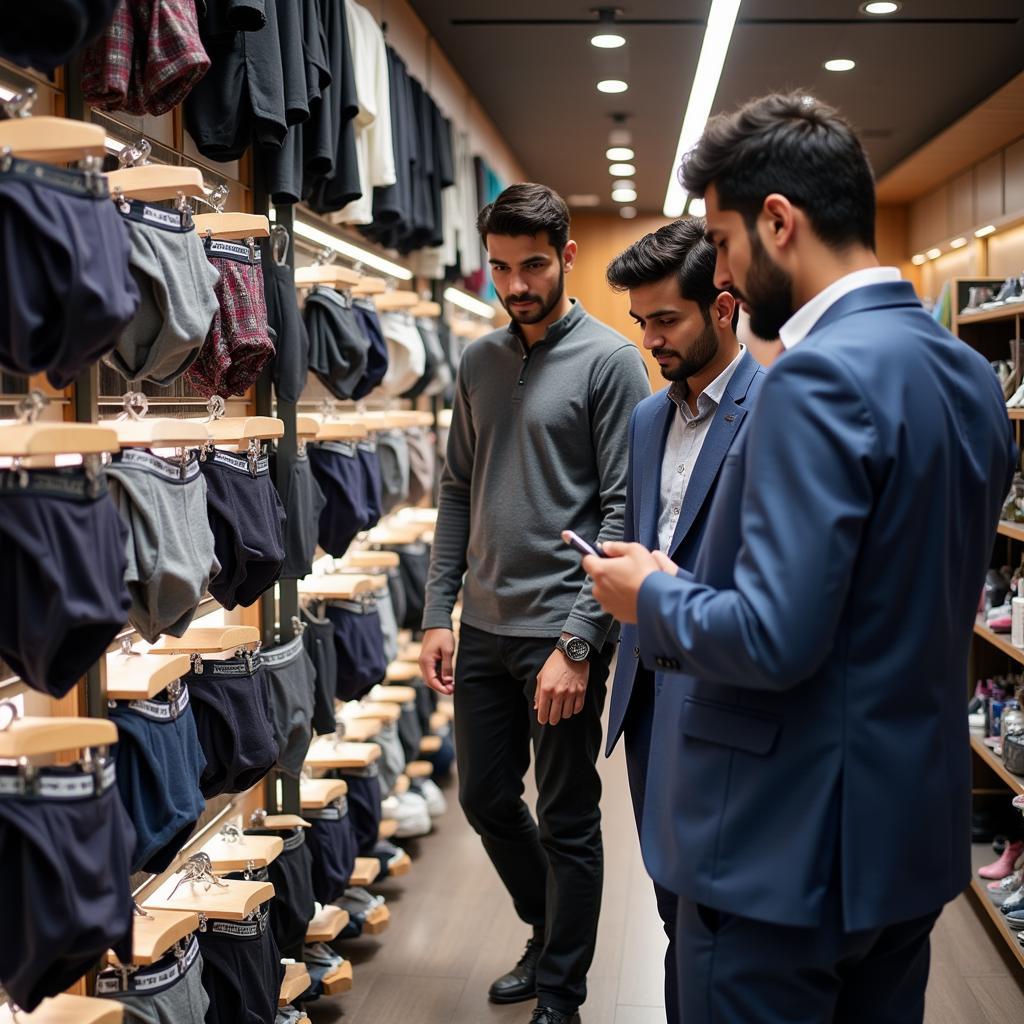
[974,620,1024,666]
[971,733,1024,796]
[969,843,1024,970]
[957,305,1024,327]
[1009,410,1024,420]
[306,904,349,942]
[998,521,1024,542]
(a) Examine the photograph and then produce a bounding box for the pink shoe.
[980,840,1024,879]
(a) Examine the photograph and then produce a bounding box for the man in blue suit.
[586,92,1017,1023]
[603,218,766,1023]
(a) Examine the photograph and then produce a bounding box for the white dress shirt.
[657,346,745,553]
[778,267,901,349]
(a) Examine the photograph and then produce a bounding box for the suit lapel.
[639,395,675,550]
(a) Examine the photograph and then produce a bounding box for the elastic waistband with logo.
[110,448,200,483]
[205,905,270,940]
[301,796,349,821]
[206,448,269,477]
[247,825,307,852]
[186,652,263,678]
[0,155,108,198]
[0,465,107,501]
[340,761,379,780]
[0,759,117,800]
[261,633,305,668]
[204,237,262,265]
[95,934,200,995]
[115,684,191,722]
[328,596,377,615]
[318,440,358,459]
[117,199,194,233]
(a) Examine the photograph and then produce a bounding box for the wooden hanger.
[150,625,260,655]
[105,164,206,202]
[343,550,400,570]
[365,524,428,545]
[352,276,388,296]
[406,760,434,780]
[0,422,120,457]
[421,734,443,754]
[360,410,434,429]
[204,416,285,444]
[279,963,311,1006]
[106,651,192,701]
[12,994,125,1023]
[109,908,199,967]
[202,832,283,872]
[397,507,438,526]
[351,857,380,887]
[304,737,382,770]
[321,960,354,995]
[0,117,106,164]
[335,716,381,742]
[306,414,369,442]
[363,904,391,934]
[385,662,420,684]
[300,778,349,808]
[294,264,362,287]
[410,300,442,318]
[437,409,453,429]
[379,817,398,840]
[145,874,274,920]
[374,290,419,311]
[305,904,350,944]
[0,713,117,759]
[346,701,402,724]
[110,417,211,448]
[369,684,417,705]
[261,813,311,830]
[194,212,270,239]
[298,573,378,599]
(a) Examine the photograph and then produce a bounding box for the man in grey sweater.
[419,183,650,1024]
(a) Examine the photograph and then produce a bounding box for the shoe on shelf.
[488,937,543,1004]
[963,286,995,314]
[979,839,1024,879]
[528,1008,581,1024]
[983,277,1022,308]
[988,869,1023,892]
[1007,382,1024,409]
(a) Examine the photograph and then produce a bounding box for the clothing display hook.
[167,852,228,900]
[220,822,243,844]
[193,182,229,216]
[117,138,152,169]
[250,808,268,828]
[205,395,227,422]
[312,244,337,268]
[1,86,36,120]
[118,388,150,422]
[270,223,290,267]
[0,700,19,733]
[132,899,154,921]
[15,389,47,425]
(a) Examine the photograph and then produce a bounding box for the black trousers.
[454,623,612,1012]
[623,674,680,1024]
[676,892,940,1024]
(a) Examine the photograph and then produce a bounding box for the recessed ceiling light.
[591,33,625,48]
[687,197,706,217]
[975,224,996,237]
[950,237,968,249]
[612,188,638,203]
[925,247,942,260]
[606,146,635,161]
[567,194,601,207]
[620,206,638,220]
[861,1,900,13]
[608,163,636,176]
[612,179,636,191]
[911,254,927,266]
[597,79,629,94]
[824,58,856,72]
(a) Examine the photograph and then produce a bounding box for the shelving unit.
[999,522,1024,542]
[971,734,1024,796]
[971,843,1024,970]
[974,621,1024,667]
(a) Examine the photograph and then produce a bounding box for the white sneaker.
[418,778,448,817]
[1007,382,1024,409]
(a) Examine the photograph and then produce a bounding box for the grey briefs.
[262,633,317,777]
[105,449,221,643]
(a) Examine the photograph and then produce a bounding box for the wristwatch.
[556,636,591,662]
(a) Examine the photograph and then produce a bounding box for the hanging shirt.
[657,346,745,553]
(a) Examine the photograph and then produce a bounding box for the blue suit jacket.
[637,282,1017,932]
[607,350,766,756]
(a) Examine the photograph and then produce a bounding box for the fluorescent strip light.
[975,224,996,238]
[662,0,743,217]
[925,247,942,260]
[823,58,856,72]
[606,146,634,161]
[608,163,636,176]
[911,254,927,266]
[949,237,967,249]
[293,219,413,279]
[444,287,496,320]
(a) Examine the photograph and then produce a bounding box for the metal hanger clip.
[167,852,228,900]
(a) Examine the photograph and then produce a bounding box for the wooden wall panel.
[988,223,1024,278]
[911,185,950,255]
[975,152,1005,226]
[950,170,975,238]
[921,248,975,304]
[1005,139,1024,220]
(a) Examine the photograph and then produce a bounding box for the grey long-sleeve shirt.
[422,299,650,649]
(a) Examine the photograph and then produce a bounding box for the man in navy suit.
[586,92,1017,1023]
[603,218,766,1023]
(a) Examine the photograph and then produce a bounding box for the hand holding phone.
[562,530,607,559]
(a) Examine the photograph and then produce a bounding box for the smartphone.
[562,530,607,558]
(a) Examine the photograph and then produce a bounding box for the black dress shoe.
[487,937,542,1003]
[529,1007,581,1024]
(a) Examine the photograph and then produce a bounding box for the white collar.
[668,345,746,414]
[779,267,901,350]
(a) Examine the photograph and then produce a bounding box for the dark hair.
[681,92,876,251]
[606,218,737,327]
[477,182,570,254]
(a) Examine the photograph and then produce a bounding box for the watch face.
[566,637,589,661]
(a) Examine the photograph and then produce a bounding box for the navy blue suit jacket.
[607,349,766,756]
[638,282,1017,932]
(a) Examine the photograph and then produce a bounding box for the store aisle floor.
[307,733,1024,1024]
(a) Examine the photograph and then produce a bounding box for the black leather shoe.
[529,1007,581,1024]
[487,937,542,1003]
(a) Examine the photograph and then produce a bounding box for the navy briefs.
[246,826,316,962]
[357,437,384,529]
[182,653,280,799]
[351,298,389,399]
[324,597,387,702]
[397,694,425,766]
[261,634,316,777]
[96,933,209,1023]
[0,155,139,387]
[275,445,327,580]
[302,797,357,905]
[0,759,136,1011]
[198,905,284,1024]
[0,465,131,699]
[307,440,370,557]
[394,541,430,630]
[199,447,287,610]
[334,765,383,857]
[108,683,207,873]
[300,606,339,736]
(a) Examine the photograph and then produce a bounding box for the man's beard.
[501,265,565,325]
[735,233,794,340]
[658,320,719,382]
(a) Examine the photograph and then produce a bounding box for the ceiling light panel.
[824,58,856,72]
[608,163,636,176]
[597,79,629,93]
[591,33,625,48]
[612,188,638,203]
[606,146,634,161]
[861,1,900,13]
